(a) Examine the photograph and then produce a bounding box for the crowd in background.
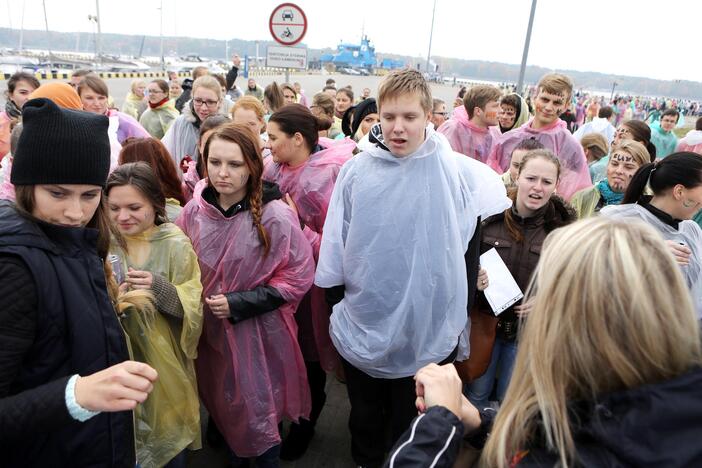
[1,58,701,468]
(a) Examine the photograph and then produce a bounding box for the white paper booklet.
[480,248,524,315]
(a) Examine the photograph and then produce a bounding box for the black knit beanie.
[11,98,111,187]
[351,98,378,137]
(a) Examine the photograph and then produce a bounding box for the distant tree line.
[1,27,699,99]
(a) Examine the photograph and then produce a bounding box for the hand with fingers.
[125,268,153,291]
[205,294,230,319]
[477,267,489,291]
[514,299,534,318]
[415,363,481,432]
[666,240,691,266]
[74,361,158,412]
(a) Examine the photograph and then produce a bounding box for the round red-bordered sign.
[269,3,308,46]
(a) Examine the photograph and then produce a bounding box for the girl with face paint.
[486,74,592,201]
[571,140,650,218]
[106,162,203,468]
[589,119,657,184]
[603,152,702,318]
[466,149,576,408]
[437,85,503,163]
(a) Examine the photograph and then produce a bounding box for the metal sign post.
[269,3,308,83]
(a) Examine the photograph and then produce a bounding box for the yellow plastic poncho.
[139,100,180,139]
[111,222,203,468]
[121,92,147,121]
[570,185,602,219]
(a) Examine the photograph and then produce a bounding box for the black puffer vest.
[0,202,134,467]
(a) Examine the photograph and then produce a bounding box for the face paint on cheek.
[485,111,498,119]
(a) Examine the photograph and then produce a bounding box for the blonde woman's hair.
[231,95,266,123]
[580,133,609,161]
[130,79,146,94]
[192,75,223,100]
[481,217,702,468]
[610,139,650,168]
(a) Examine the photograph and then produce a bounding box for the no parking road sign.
[269,3,308,46]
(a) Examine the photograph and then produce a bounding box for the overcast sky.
[2,0,699,82]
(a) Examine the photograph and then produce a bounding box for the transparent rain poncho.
[570,186,603,219]
[315,126,511,378]
[486,117,592,200]
[601,203,702,318]
[176,180,316,457]
[139,100,180,139]
[437,105,501,163]
[110,222,204,468]
[263,136,355,371]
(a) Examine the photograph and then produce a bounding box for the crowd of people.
[0,60,701,468]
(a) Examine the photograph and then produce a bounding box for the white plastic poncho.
[315,126,511,378]
[601,203,702,318]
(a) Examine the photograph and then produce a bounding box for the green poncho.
[111,222,203,467]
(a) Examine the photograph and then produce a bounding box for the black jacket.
[0,202,135,467]
[477,196,575,339]
[385,367,702,467]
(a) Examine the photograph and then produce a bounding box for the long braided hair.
[202,123,270,255]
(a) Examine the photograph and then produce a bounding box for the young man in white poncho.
[315,69,511,468]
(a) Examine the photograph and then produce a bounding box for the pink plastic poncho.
[0,156,15,201]
[0,112,10,160]
[262,137,354,371]
[437,106,501,163]
[176,180,315,457]
[486,118,591,200]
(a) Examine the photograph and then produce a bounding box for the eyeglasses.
[615,127,631,136]
[193,98,220,107]
[147,89,163,94]
[433,112,448,118]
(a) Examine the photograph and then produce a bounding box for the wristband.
[65,374,101,422]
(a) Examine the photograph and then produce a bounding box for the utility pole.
[610,81,618,102]
[517,0,537,93]
[426,0,437,73]
[41,0,53,66]
[19,0,26,51]
[159,0,164,70]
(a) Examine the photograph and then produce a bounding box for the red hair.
[118,138,186,206]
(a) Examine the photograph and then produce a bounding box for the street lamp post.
[159,0,165,71]
[517,0,537,93]
[95,0,102,65]
[426,0,437,73]
[610,81,618,102]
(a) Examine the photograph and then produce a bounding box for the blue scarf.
[597,180,624,206]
